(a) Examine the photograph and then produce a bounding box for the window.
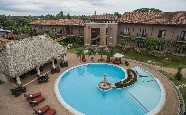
[151,27,154,31]
[52,28,56,32]
[123,27,129,35]
[139,28,147,37]
[180,31,186,41]
[106,28,108,34]
[158,30,166,38]
[123,27,127,33]
[141,29,146,37]
[60,29,63,34]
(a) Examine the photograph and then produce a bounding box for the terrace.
[0,52,182,115]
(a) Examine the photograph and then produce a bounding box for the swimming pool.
[55,63,165,115]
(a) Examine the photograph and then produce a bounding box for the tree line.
[0,8,162,34]
[0,15,32,34]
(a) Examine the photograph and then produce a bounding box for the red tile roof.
[31,19,85,26]
[119,11,186,25]
[91,14,118,21]
[31,12,186,26]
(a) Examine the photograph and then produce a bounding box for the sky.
[0,0,186,16]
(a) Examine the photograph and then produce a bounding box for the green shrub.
[60,36,83,48]
[145,37,159,50]
[47,32,57,39]
[175,67,183,81]
[125,61,130,66]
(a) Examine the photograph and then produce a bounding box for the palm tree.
[97,48,105,60]
[76,48,84,61]
[87,48,96,57]
[105,48,114,62]
[175,67,183,81]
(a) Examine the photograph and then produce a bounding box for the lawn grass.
[68,47,84,53]
[69,47,186,68]
[124,49,186,68]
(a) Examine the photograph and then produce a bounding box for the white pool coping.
[54,63,166,115]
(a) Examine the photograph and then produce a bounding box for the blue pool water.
[55,63,164,115]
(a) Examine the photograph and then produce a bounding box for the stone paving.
[0,53,179,115]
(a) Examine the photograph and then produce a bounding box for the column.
[16,76,22,86]
[100,27,107,46]
[61,54,65,62]
[52,59,56,69]
[56,59,60,68]
[36,66,41,76]
[84,26,91,46]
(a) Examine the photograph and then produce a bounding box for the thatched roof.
[0,35,66,78]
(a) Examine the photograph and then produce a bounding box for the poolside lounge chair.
[28,96,45,107]
[33,105,50,115]
[44,108,56,115]
[24,92,41,100]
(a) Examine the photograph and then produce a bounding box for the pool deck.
[0,53,179,115]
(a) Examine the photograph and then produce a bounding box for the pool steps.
[128,92,149,113]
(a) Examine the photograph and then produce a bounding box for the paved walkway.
[0,53,179,115]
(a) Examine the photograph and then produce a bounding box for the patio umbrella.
[113,53,124,58]
[84,50,89,55]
